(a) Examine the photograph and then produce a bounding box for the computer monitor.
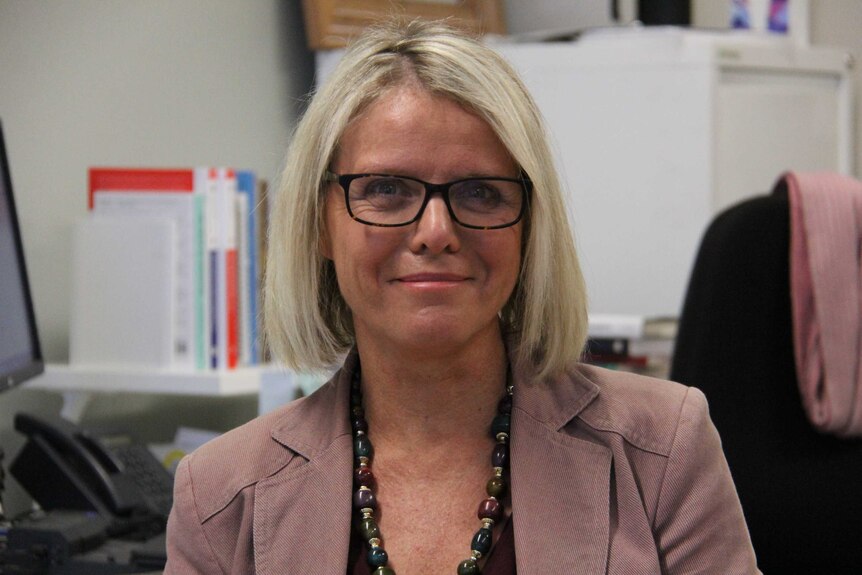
[0,120,43,392]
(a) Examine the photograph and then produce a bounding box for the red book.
[215,168,239,370]
[89,168,194,209]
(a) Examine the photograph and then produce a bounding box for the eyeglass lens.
[346,175,524,228]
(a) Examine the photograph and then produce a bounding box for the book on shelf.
[584,337,629,357]
[236,170,259,365]
[236,185,251,366]
[256,178,271,363]
[89,168,203,371]
[587,314,678,341]
[205,168,239,370]
[85,166,264,372]
[583,314,678,379]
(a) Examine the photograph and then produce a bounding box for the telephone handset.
[10,412,174,537]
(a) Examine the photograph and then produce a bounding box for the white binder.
[69,215,176,369]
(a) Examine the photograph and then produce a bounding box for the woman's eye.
[460,182,501,203]
[365,180,399,196]
[470,185,494,198]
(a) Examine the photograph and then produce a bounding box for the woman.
[165,19,759,574]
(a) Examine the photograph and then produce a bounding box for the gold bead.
[496,432,509,443]
[471,550,483,560]
[482,518,495,529]
[361,507,374,515]
[369,538,381,548]
[358,456,370,465]
[358,485,371,492]
[494,466,503,477]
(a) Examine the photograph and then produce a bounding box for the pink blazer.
[165,353,760,574]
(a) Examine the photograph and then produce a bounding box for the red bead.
[477,497,503,522]
[355,466,375,487]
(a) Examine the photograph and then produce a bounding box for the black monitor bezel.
[0,119,44,392]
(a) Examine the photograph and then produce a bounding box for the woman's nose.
[408,195,462,254]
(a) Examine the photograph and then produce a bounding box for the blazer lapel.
[252,357,357,574]
[510,364,612,575]
[253,435,354,574]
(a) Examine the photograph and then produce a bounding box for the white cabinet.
[492,28,853,317]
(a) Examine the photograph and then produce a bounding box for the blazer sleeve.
[653,387,761,575]
[164,455,225,575]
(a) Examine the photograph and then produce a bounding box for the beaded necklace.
[350,366,513,575]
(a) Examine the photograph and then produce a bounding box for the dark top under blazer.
[164,351,760,574]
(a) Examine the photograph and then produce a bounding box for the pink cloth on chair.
[786,171,862,437]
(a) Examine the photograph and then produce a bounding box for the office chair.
[670,181,862,574]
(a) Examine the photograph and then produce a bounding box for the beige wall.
[0,0,312,514]
[0,0,312,363]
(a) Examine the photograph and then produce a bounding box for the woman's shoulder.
[188,402,297,471]
[179,377,344,519]
[177,403,299,515]
[188,372,345,466]
[571,363,708,457]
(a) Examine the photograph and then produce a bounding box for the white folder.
[70,215,176,369]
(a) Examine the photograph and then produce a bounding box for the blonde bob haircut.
[265,18,588,381]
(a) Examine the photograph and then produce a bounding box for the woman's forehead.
[333,85,513,176]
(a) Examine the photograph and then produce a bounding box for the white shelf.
[26,363,269,396]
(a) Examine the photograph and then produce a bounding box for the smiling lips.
[395,273,470,284]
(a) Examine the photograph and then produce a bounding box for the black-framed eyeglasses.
[325,171,530,230]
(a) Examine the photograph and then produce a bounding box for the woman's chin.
[363,313,501,356]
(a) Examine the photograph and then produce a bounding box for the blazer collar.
[254,352,612,575]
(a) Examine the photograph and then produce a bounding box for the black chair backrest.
[671,184,862,574]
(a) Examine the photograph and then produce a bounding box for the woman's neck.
[354,327,509,451]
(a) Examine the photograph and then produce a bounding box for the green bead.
[372,567,395,575]
[360,516,380,540]
[491,413,511,437]
[486,475,506,498]
[457,558,480,575]
[367,547,389,567]
[354,434,373,458]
